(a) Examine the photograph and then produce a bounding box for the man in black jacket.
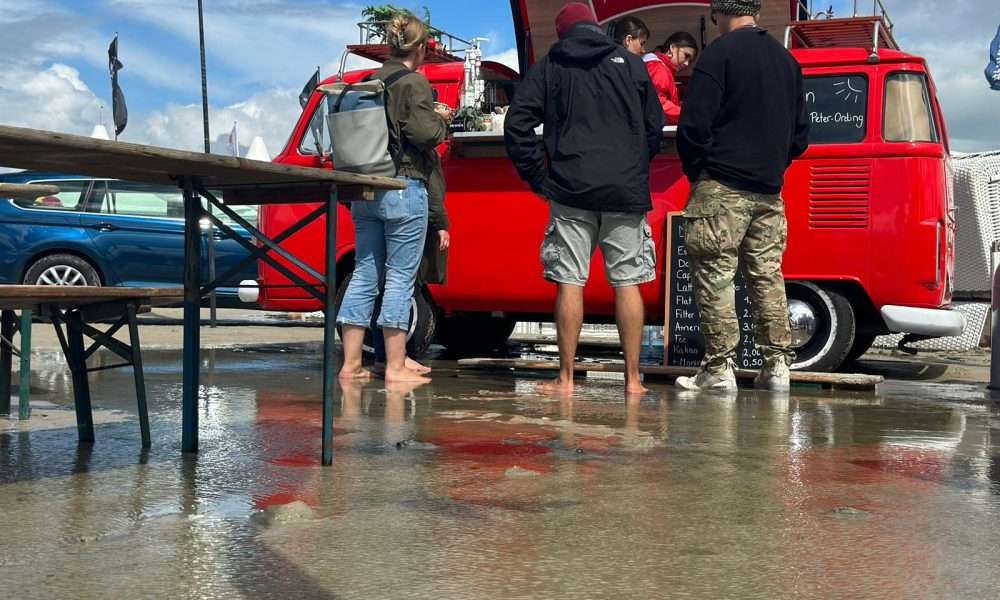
[505,2,663,395]
[675,0,810,392]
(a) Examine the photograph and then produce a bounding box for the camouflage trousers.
[684,177,794,373]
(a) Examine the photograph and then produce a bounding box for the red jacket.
[643,52,681,125]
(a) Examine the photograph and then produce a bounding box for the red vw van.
[257,1,964,371]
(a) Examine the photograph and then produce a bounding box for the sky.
[0,0,997,158]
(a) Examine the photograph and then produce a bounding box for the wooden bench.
[0,286,182,447]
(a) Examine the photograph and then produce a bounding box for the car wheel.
[24,254,101,287]
[438,314,517,356]
[787,283,855,372]
[334,273,437,358]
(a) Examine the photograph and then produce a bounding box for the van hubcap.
[37,265,88,286]
[788,299,818,349]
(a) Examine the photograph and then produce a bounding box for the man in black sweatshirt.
[505,2,663,395]
[675,0,809,392]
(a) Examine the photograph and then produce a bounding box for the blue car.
[0,171,259,306]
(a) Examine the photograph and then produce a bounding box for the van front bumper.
[881,305,967,338]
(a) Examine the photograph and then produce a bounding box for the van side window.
[883,72,939,143]
[803,75,869,144]
[298,94,331,156]
[12,180,90,211]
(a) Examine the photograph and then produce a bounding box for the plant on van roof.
[361,4,436,43]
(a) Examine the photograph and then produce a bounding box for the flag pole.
[197,0,217,327]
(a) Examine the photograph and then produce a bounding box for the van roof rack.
[786,1,899,57]
[349,19,479,65]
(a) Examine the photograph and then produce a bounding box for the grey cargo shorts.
[541,201,656,288]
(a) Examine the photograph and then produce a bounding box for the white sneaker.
[675,362,738,392]
[754,360,791,392]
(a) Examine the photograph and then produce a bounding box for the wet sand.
[1,344,998,598]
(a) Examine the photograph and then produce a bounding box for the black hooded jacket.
[504,24,663,213]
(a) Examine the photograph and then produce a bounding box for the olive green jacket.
[374,60,447,186]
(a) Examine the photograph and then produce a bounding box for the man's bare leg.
[384,327,431,383]
[539,283,584,394]
[615,285,648,394]
[339,325,373,381]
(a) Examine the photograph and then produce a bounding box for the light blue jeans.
[337,177,428,332]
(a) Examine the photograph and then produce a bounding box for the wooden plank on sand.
[458,358,883,391]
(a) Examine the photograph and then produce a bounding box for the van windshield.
[803,75,869,144]
[883,72,939,143]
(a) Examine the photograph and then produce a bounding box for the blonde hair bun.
[388,13,430,57]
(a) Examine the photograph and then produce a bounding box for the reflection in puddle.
[0,348,998,598]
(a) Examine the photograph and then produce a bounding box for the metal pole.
[989,241,1000,390]
[181,176,202,453]
[321,188,338,466]
[197,0,217,328]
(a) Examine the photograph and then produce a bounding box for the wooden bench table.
[0,286,182,447]
[0,124,404,464]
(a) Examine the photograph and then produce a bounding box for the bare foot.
[385,367,432,384]
[405,357,432,374]
[374,357,430,375]
[537,377,574,395]
[338,366,373,381]
[625,379,648,395]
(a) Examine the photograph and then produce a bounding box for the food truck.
[257,0,964,372]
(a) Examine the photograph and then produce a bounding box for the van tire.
[24,254,101,287]
[845,333,877,365]
[787,283,855,372]
[334,273,437,358]
[438,314,517,356]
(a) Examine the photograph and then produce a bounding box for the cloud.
[141,88,302,155]
[0,63,103,136]
[485,48,520,73]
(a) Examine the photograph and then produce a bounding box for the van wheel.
[438,314,517,356]
[334,273,437,358]
[24,254,101,287]
[845,333,877,365]
[787,283,855,372]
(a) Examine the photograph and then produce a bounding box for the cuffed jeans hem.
[376,320,410,331]
[336,318,371,329]
[609,273,656,288]
[544,273,588,287]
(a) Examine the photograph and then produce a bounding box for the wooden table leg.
[65,310,95,444]
[181,176,201,454]
[18,309,31,420]
[127,303,151,448]
[0,310,12,416]
[322,187,338,466]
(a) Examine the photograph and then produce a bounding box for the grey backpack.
[319,70,413,177]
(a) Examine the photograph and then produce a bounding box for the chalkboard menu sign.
[803,75,869,144]
[664,213,764,370]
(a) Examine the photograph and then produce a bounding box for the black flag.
[109,36,128,137]
[299,67,320,108]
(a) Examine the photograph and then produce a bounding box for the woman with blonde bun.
[337,12,452,383]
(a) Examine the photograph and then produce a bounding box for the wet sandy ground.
[1,345,999,599]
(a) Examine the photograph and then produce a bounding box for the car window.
[89,180,258,227]
[12,180,90,211]
[883,72,939,143]
[803,75,869,144]
[298,93,331,156]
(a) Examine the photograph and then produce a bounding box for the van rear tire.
[334,273,437,358]
[438,314,517,356]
